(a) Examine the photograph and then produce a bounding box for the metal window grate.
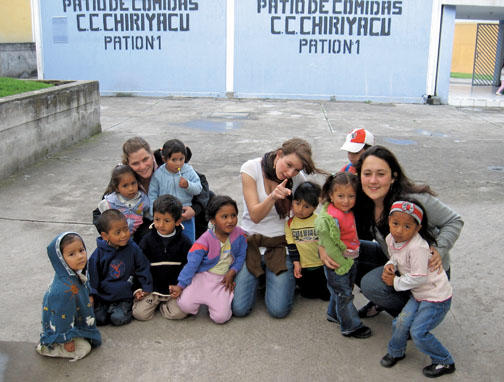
[472,23,501,86]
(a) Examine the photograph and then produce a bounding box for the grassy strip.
[450,72,472,79]
[0,77,54,97]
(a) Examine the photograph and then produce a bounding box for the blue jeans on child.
[232,255,295,318]
[388,296,454,365]
[94,299,133,326]
[324,262,364,334]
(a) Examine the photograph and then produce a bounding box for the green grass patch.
[450,72,473,79]
[0,77,54,97]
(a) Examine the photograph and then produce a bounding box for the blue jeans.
[94,299,133,326]
[232,256,295,318]
[388,296,454,365]
[324,263,363,334]
[182,216,195,243]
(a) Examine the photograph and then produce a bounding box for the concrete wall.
[0,43,37,78]
[36,0,434,102]
[38,0,227,96]
[0,0,33,43]
[0,80,101,178]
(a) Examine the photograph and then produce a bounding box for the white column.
[30,0,43,79]
[226,0,235,95]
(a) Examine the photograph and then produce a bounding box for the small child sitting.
[97,165,150,240]
[340,128,374,174]
[148,139,202,243]
[380,200,455,378]
[36,232,101,361]
[88,209,153,326]
[133,195,193,321]
[285,181,329,300]
[315,172,371,339]
[171,196,247,324]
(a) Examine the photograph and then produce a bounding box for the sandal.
[358,301,384,318]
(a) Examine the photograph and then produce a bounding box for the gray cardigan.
[373,193,464,271]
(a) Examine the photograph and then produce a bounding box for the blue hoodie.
[88,237,153,302]
[40,232,101,347]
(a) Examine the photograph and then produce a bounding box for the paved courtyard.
[0,97,503,381]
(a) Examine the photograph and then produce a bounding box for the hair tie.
[390,201,423,224]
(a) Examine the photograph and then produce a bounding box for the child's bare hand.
[382,265,395,286]
[222,269,237,292]
[293,261,302,278]
[169,285,182,298]
[179,177,188,188]
[134,290,146,300]
[64,340,75,353]
[89,295,94,306]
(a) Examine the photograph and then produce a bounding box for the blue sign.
[234,0,433,102]
[40,0,227,96]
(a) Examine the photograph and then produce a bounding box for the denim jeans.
[94,299,133,326]
[388,296,454,365]
[324,263,363,334]
[232,255,295,318]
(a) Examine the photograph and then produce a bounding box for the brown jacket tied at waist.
[245,234,287,277]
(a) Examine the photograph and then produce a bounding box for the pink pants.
[177,271,233,324]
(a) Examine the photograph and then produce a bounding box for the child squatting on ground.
[88,209,153,326]
[133,194,193,321]
[98,165,150,238]
[285,181,330,300]
[340,128,375,174]
[380,200,455,378]
[315,172,372,339]
[148,139,202,243]
[37,232,101,361]
[171,195,247,324]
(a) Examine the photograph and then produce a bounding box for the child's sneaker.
[422,363,456,378]
[343,325,372,339]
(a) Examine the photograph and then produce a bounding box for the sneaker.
[358,301,384,318]
[422,363,456,378]
[343,325,372,339]
[380,353,405,368]
[496,91,502,95]
[326,313,340,325]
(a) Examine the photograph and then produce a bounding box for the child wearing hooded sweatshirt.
[88,209,153,326]
[36,232,101,361]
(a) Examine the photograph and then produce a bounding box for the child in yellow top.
[285,181,329,300]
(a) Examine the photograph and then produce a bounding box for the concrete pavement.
[0,97,503,381]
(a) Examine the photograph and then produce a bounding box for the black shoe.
[358,301,384,318]
[343,325,372,339]
[380,353,405,368]
[423,363,456,378]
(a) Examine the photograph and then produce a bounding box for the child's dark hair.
[293,181,321,208]
[103,164,137,196]
[321,172,358,203]
[206,195,238,221]
[97,209,126,234]
[60,233,83,254]
[153,194,183,221]
[162,139,187,161]
[390,198,437,246]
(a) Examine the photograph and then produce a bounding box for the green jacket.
[314,203,354,275]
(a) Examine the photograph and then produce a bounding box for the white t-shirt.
[240,157,306,237]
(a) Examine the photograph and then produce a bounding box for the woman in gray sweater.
[320,145,463,318]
